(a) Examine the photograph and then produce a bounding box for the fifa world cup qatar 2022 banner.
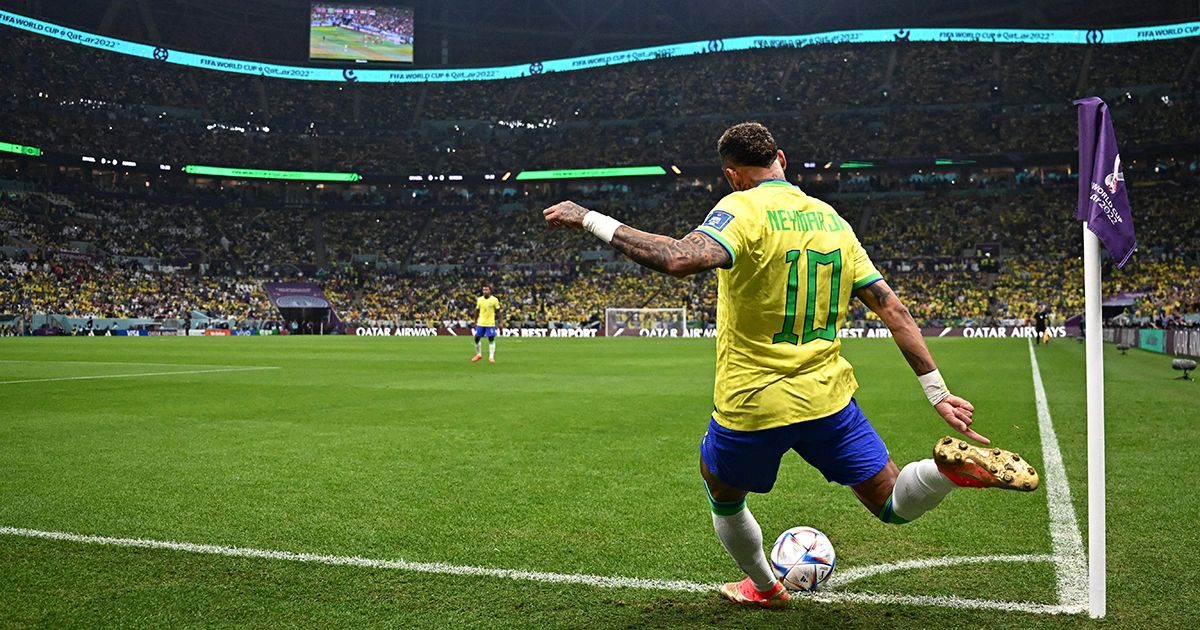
[844,325,1075,339]
[345,324,1076,339]
[2,9,1200,84]
[346,325,603,337]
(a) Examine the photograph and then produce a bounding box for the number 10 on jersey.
[772,249,842,345]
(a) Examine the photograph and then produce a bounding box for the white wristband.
[582,211,623,244]
[918,369,951,406]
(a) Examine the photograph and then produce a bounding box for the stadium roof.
[1,0,1196,67]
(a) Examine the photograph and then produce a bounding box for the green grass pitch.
[310,26,413,63]
[0,336,1195,628]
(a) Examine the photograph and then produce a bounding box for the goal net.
[604,308,687,337]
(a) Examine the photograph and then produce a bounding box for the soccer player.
[543,122,1039,608]
[472,285,501,363]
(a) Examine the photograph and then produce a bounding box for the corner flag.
[1075,97,1135,267]
[1073,96,1135,620]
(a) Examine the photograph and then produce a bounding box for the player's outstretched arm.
[543,201,729,278]
[855,279,988,444]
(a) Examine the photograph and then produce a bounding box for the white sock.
[712,506,777,590]
[888,458,956,523]
[488,340,496,359]
[474,340,481,355]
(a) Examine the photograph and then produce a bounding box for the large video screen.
[309,4,414,63]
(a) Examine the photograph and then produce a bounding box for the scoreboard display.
[309,3,414,63]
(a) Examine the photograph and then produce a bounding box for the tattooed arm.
[608,228,730,278]
[543,200,730,278]
[856,279,984,442]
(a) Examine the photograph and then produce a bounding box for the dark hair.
[717,122,778,168]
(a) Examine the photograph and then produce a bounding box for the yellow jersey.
[476,295,501,327]
[693,180,883,432]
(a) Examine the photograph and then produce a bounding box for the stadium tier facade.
[0,10,1197,342]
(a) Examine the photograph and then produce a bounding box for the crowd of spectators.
[1,29,1196,174]
[0,256,270,323]
[0,190,314,274]
[3,172,1197,330]
[1,27,1197,331]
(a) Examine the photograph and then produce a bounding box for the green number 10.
[772,249,842,345]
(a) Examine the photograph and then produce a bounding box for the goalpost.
[604,308,687,337]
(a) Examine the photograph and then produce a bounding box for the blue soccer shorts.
[699,399,889,493]
[474,326,497,339]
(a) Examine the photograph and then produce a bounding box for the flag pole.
[1083,222,1106,618]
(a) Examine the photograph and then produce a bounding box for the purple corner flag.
[1074,97,1135,268]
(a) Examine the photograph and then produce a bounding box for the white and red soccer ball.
[770,526,836,591]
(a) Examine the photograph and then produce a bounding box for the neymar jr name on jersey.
[764,209,853,234]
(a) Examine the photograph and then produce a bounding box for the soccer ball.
[770,526,836,591]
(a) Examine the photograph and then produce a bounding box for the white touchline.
[1027,339,1088,610]
[0,360,268,368]
[813,591,1081,615]
[828,554,1055,587]
[0,526,1082,615]
[0,526,712,593]
[0,366,281,385]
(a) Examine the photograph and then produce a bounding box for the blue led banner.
[2,10,1199,84]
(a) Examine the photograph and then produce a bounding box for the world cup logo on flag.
[1103,154,1123,194]
[1074,97,1135,268]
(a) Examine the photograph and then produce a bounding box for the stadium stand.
[1,31,1196,171]
[1,25,1197,334]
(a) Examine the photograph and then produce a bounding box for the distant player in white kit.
[472,286,501,363]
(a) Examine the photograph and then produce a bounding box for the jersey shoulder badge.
[701,209,734,232]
